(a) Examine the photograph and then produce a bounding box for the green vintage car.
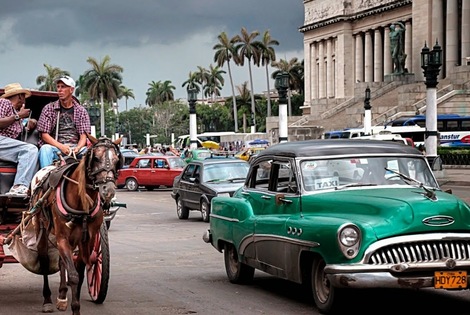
[203,139,470,314]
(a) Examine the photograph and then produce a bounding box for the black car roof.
[257,139,421,158]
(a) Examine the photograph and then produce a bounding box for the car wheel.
[223,243,254,284]
[125,178,139,191]
[200,200,210,222]
[176,197,189,220]
[145,186,155,191]
[311,257,341,313]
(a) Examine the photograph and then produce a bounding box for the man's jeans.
[38,144,87,168]
[0,135,39,187]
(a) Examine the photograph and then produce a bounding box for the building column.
[355,33,364,82]
[364,31,373,82]
[312,43,318,99]
[318,41,325,99]
[373,29,383,82]
[431,0,444,78]
[304,40,312,105]
[383,27,392,75]
[326,38,334,98]
[446,0,459,73]
[404,21,412,73]
[462,1,470,65]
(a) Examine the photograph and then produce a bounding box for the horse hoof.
[56,297,68,311]
[42,303,54,313]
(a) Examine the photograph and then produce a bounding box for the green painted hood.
[301,188,470,239]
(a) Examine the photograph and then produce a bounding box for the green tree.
[213,31,239,131]
[35,64,70,91]
[271,57,303,116]
[233,81,262,133]
[194,66,209,103]
[146,80,175,106]
[259,30,279,117]
[119,85,135,111]
[233,27,262,132]
[204,64,225,101]
[182,71,200,94]
[81,55,124,137]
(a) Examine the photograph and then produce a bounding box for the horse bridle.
[86,138,122,189]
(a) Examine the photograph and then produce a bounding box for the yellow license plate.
[434,271,467,289]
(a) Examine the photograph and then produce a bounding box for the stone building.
[296,0,470,133]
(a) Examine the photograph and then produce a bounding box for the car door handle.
[278,197,292,204]
[261,195,271,199]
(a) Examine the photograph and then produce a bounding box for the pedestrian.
[0,83,39,196]
[36,76,91,168]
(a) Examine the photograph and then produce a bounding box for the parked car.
[171,158,249,222]
[120,149,139,168]
[203,139,470,314]
[182,148,212,163]
[117,155,186,191]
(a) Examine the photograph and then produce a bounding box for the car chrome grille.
[368,240,470,265]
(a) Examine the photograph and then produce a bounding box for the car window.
[154,159,167,168]
[251,160,271,191]
[137,159,151,168]
[182,164,196,181]
[168,158,186,169]
[203,162,249,183]
[301,156,437,192]
[271,161,298,194]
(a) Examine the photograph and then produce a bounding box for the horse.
[30,134,122,315]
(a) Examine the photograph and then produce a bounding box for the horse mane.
[76,157,93,212]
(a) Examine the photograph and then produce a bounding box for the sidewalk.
[436,166,470,187]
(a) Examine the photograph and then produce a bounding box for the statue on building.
[389,21,407,74]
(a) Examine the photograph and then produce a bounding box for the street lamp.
[188,88,198,149]
[275,71,289,143]
[421,40,442,169]
[363,86,372,135]
[87,106,100,138]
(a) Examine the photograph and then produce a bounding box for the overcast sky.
[0,1,304,112]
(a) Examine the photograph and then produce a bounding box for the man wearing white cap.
[37,76,91,168]
[0,83,39,197]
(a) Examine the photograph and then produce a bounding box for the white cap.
[56,76,75,88]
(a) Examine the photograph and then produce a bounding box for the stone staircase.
[291,65,470,133]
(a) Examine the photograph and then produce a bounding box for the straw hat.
[1,83,31,99]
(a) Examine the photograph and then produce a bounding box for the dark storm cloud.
[3,0,303,52]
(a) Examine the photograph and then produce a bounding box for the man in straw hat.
[37,76,91,168]
[0,83,39,197]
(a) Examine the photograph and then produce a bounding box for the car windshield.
[300,156,438,192]
[203,162,249,183]
[168,158,187,169]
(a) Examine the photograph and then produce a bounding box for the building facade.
[300,0,470,129]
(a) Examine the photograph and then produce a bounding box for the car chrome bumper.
[326,259,470,289]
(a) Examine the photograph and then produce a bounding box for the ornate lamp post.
[363,86,372,135]
[87,106,100,138]
[421,40,442,168]
[187,88,198,150]
[275,71,289,143]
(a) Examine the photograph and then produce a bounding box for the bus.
[385,114,470,147]
[175,131,237,149]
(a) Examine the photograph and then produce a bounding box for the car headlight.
[217,192,231,197]
[337,224,361,259]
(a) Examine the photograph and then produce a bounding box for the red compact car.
[117,155,186,191]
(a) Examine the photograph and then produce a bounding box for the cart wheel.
[87,222,110,304]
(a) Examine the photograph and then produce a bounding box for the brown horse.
[30,134,122,315]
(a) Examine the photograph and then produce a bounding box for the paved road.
[1,186,470,315]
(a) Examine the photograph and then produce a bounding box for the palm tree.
[213,31,239,131]
[145,80,175,106]
[204,64,225,102]
[159,80,176,103]
[182,71,200,94]
[81,55,124,136]
[233,27,262,132]
[35,64,70,91]
[259,30,279,117]
[119,86,135,111]
[271,57,303,116]
[194,66,210,103]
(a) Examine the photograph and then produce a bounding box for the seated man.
[0,83,39,196]
[37,76,91,168]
